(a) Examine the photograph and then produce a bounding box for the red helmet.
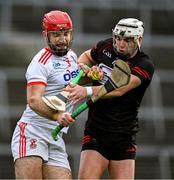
[42,10,73,31]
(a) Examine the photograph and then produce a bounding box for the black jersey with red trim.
[86,38,154,135]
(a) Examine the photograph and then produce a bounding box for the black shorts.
[81,129,137,160]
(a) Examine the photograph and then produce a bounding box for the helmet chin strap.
[134,36,141,50]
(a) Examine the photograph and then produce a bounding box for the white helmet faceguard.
[113,18,144,50]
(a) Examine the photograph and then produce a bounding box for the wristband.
[85,86,93,97]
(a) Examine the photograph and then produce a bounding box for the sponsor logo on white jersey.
[63,69,79,81]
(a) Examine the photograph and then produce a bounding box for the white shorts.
[11,121,71,170]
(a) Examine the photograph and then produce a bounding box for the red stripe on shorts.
[19,122,27,158]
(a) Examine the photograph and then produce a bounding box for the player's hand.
[87,66,104,80]
[65,84,87,104]
[78,63,104,80]
[78,63,91,76]
[57,112,75,127]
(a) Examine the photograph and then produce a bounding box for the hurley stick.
[51,59,131,140]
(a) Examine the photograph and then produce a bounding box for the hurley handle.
[51,102,88,140]
[70,69,84,85]
[51,66,90,141]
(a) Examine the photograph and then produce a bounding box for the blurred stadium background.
[0,0,174,179]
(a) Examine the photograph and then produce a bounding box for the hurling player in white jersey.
[11,10,78,179]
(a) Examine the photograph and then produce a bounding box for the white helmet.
[113,18,144,49]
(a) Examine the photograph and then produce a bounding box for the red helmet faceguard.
[42,10,73,56]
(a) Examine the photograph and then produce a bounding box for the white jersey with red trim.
[19,47,78,132]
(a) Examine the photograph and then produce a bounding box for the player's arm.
[69,74,140,102]
[78,49,103,82]
[27,84,74,126]
[102,74,141,98]
[66,49,104,103]
[104,60,154,98]
[27,84,57,120]
[78,49,95,66]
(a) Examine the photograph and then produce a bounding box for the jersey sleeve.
[26,57,50,86]
[90,40,105,63]
[131,59,155,84]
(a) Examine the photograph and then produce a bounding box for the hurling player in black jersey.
[66,18,154,179]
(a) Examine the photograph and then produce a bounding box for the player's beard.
[48,41,69,56]
[46,30,73,56]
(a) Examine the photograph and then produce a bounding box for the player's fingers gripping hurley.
[88,66,104,81]
[51,59,131,140]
